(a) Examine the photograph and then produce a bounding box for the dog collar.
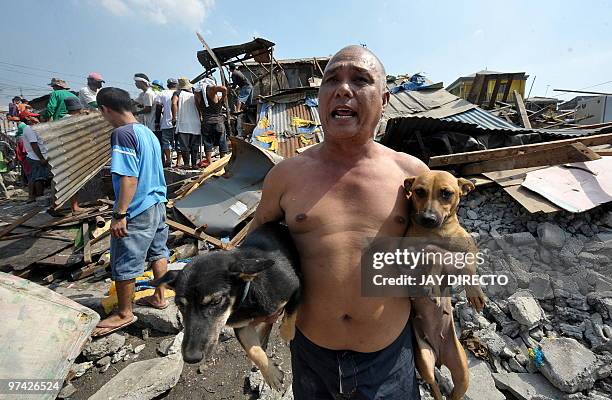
[236,281,251,309]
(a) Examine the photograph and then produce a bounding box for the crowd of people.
[1,64,254,202]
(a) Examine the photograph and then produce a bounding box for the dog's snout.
[183,350,204,364]
[418,211,440,229]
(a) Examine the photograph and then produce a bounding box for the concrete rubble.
[88,353,184,400]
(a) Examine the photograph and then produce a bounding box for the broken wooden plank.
[513,90,532,129]
[83,221,92,264]
[504,185,561,213]
[0,207,42,239]
[173,155,231,200]
[39,209,110,229]
[460,143,600,175]
[482,167,547,187]
[429,132,612,167]
[226,220,253,250]
[166,219,225,249]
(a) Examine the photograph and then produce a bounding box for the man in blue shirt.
[93,87,169,336]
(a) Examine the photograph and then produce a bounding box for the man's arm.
[43,92,57,120]
[111,176,138,238]
[171,94,179,125]
[249,163,287,233]
[30,142,47,165]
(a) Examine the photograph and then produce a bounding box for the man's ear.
[231,259,275,282]
[404,177,416,198]
[382,90,390,109]
[457,178,475,196]
[151,270,180,289]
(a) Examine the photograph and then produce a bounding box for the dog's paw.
[262,364,284,391]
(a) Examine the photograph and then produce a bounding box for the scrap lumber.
[39,208,110,229]
[460,143,600,175]
[0,208,42,239]
[173,155,231,200]
[83,221,92,264]
[166,219,225,249]
[513,90,532,129]
[226,220,253,250]
[429,132,612,167]
[503,185,561,213]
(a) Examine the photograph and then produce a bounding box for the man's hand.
[171,118,177,126]
[111,218,128,238]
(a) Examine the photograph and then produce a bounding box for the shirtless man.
[250,46,429,399]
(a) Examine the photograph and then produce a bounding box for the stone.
[111,347,128,363]
[89,354,184,400]
[507,357,527,373]
[558,322,585,341]
[529,273,554,300]
[82,333,126,361]
[504,232,537,247]
[57,383,77,399]
[464,357,505,400]
[508,291,544,328]
[539,337,599,393]
[529,327,544,341]
[492,372,565,400]
[133,299,182,334]
[157,331,184,356]
[70,361,93,378]
[133,344,146,354]
[96,356,111,367]
[467,210,478,220]
[537,222,566,249]
[474,328,507,357]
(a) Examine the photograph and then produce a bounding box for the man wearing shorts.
[250,46,429,399]
[93,87,169,336]
[156,78,178,167]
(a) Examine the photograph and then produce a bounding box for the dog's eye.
[414,188,427,197]
[440,189,453,200]
[210,297,223,306]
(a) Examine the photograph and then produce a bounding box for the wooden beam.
[553,88,612,96]
[173,154,231,200]
[0,208,42,239]
[595,149,612,156]
[83,221,92,264]
[429,132,612,167]
[488,77,502,109]
[166,219,225,249]
[513,90,532,128]
[501,75,515,103]
[460,143,600,175]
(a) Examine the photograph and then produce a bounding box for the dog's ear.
[231,259,275,282]
[457,178,475,196]
[151,270,180,289]
[404,177,416,198]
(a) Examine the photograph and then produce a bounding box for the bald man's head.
[325,45,387,89]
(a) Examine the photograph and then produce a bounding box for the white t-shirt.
[23,125,48,161]
[155,89,176,130]
[78,86,98,108]
[176,91,201,135]
[136,88,157,131]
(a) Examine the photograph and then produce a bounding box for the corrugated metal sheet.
[252,92,322,158]
[385,88,476,120]
[33,112,113,209]
[442,107,521,131]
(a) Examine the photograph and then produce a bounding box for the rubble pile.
[447,186,612,399]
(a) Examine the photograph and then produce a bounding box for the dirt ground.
[70,324,293,400]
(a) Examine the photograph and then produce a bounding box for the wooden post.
[514,90,532,128]
[269,48,274,95]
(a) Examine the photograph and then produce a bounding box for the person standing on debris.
[155,78,178,167]
[21,111,49,202]
[15,122,32,188]
[228,63,252,138]
[200,80,229,165]
[250,45,429,399]
[172,77,202,168]
[93,87,169,337]
[78,72,105,109]
[133,73,157,132]
[42,78,79,121]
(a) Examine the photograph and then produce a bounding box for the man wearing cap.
[171,78,202,168]
[134,73,157,132]
[43,78,79,121]
[155,78,178,167]
[21,111,49,202]
[79,73,105,109]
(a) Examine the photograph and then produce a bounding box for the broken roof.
[196,38,275,71]
[446,70,528,91]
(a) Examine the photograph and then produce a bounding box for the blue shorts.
[161,128,175,150]
[290,321,420,400]
[27,157,50,182]
[238,85,252,104]
[110,202,169,281]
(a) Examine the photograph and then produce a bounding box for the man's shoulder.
[112,124,138,148]
[376,142,429,175]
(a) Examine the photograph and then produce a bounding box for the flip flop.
[92,316,138,337]
[135,297,169,310]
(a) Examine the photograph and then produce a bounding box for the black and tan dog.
[404,170,486,400]
[154,222,301,390]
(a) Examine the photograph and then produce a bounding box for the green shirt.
[44,89,78,121]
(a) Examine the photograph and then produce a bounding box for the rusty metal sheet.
[0,272,99,399]
[32,112,113,209]
[174,138,281,237]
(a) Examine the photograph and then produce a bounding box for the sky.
[1,0,611,109]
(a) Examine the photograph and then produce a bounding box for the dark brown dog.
[404,170,486,400]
